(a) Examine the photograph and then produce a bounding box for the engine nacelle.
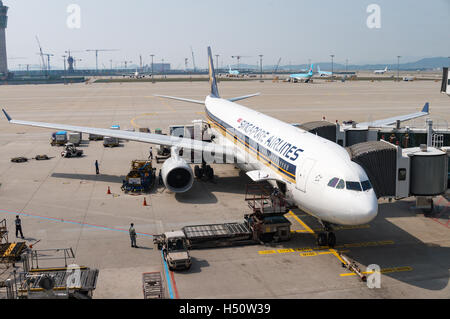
[160,155,194,193]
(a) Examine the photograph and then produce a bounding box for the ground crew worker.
[129,223,137,248]
[149,147,153,160]
[15,215,24,239]
[95,160,99,175]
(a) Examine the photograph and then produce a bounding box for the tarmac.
[0,78,449,298]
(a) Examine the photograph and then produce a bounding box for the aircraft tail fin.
[317,65,321,72]
[207,47,220,98]
[309,64,314,74]
[441,67,449,95]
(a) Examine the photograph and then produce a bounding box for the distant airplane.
[374,66,388,74]
[123,69,146,79]
[227,65,240,77]
[289,64,314,83]
[317,65,332,77]
[441,67,449,96]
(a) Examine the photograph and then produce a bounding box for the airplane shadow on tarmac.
[174,171,251,204]
[51,173,126,184]
[268,199,450,292]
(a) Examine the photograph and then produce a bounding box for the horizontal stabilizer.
[228,93,260,102]
[153,94,204,105]
[356,102,430,128]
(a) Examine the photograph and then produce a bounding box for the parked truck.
[153,231,191,271]
[51,131,68,146]
[68,132,82,146]
[103,137,120,147]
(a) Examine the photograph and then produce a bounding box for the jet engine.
[160,154,194,193]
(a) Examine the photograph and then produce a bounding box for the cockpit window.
[361,180,372,191]
[327,178,339,188]
[346,181,362,191]
[336,179,345,189]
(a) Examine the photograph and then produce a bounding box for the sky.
[3,0,450,70]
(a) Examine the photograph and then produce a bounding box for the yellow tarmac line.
[130,113,158,129]
[287,210,350,265]
[153,96,176,112]
[340,266,413,277]
[288,211,315,235]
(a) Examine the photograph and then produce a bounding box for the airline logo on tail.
[207,47,220,98]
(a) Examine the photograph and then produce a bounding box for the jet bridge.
[346,141,448,205]
[346,141,397,198]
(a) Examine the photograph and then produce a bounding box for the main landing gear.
[316,221,336,248]
[194,163,214,180]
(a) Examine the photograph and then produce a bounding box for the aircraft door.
[295,158,316,192]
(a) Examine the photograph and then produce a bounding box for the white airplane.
[374,66,388,74]
[2,47,431,247]
[317,65,332,77]
[123,69,145,79]
[441,67,449,96]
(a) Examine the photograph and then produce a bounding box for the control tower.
[0,1,8,76]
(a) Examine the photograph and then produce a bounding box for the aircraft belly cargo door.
[296,158,316,192]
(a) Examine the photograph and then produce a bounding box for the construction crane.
[34,35,55,73]
[86,49,119,72]
[35,36,47,75]
[273,58,282,74]
[121,60,132,69]
[231,55,251,71]
[190,46,197,73]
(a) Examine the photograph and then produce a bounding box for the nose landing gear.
[317,221,336,248]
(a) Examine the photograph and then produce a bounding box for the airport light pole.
[330,54,335,81]
[62,55,67,85]
[397,55,401,82]
[346,58,348,72]
[215,54,219,72]
[150,54,155,83]
[259,54,263,82]
[161,58,165,79]
[185,57,191,82]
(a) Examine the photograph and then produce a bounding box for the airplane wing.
[356,103,429,128]
[154,93,260,104]
[2,109,236,157]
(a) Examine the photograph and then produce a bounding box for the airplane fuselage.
[204,95,378,226]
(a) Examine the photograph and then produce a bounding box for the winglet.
[2,109,11,122]
[422,102,429,113]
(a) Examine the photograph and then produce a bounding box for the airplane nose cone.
[354,193,378,224]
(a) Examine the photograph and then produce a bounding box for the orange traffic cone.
[143,197,148,206]
[107,186,111,195]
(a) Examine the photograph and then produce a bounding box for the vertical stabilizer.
[207,47,220,98]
